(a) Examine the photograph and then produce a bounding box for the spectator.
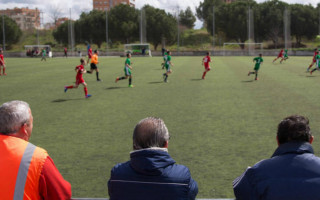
[0,100,72,200]
[233,115,320,200]
[108,117,198,200]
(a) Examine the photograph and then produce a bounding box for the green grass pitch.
[1,55,320,198]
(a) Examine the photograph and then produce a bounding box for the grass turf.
[0,56,320,198]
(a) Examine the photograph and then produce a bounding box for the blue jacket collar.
[272,142,314,158]
[130,149,176,176]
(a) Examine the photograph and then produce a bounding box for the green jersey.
[124,58,132,75]
[125,58,131,66]
[165,55,171,66]
[253,57,263,70]
[316,54,320,67]
[163,52,168,61]
[284,49,288,58]
[42,49,46,56]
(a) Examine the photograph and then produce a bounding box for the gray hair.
[133,117,170,150]
[0,100,31,134]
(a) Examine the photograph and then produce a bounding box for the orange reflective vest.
[0,135,48,200]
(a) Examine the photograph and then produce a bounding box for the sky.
[0,0,319,29]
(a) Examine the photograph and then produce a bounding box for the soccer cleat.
[255,78,258,80]
[115,77,119,83]
[310,71,313,75]
[85,94,92,98]
[128,85,134,88]
[64,86,68,93]
[248,71,251,76]
[97,79,102,82]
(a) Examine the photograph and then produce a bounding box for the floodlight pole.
[2,15,5,51]
[177,6,180,54]
[212,6,215,52]
[106,9,108,56]
[70,8,74,52]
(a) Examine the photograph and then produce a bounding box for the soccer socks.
[119,77,126,80]
[129,77,132,85]
[96,72,100,80]
[164,74,168,82]
[67,86,74,89]
[84,87,88,96]
[87,70,92,74]
[202,71,207,79]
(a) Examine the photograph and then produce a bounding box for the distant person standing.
[115,53,134,87]
[64,47,68,58]
[87,46,92,65]
[41,49,46,61]
[272,49,284,63]
[87,50,101,81]
[0,50,6,75]
[307,48,318,72]
[202,52,212,80]
[248,54,263,80]
[163,51,173,83]
[64,58,92,98]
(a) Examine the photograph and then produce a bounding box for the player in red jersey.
[273,49,284,63]
[0,50,6,75]
[64,58,91,98]
[87,47,92,65]
[307,48,318,72]
[202,52,212,79]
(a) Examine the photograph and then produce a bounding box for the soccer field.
[1,56,320,198]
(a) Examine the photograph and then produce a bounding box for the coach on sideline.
[108,117,198,200]
[233,115,320,200]
[0,100,71,200]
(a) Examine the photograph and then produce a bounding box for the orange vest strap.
[14,143,36,200]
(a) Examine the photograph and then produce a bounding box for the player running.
[86,50,101,81]
[272,49,284,63]
[0,50,6,75]
[310,51,320,75]
[41,49,46,61]
[307,48,318,72]
[64,58,91,98]
[161,50,168,69]
[115,53,134,87]
[163,51,173,83]
[202,52,212,79]
[248,54,263,80]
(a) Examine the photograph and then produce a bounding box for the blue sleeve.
[188,177,198,200]
[233,168,255,200]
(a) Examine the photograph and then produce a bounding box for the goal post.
[124,43,152,57]
[223,43,263,56]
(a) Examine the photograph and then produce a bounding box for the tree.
[0,15,22,49]
[108,4,139,44]
[143,5,177,50]
[179,7,196,29]
[257,0,288,48]
[290,4,318,47]
[52,21,68,46]
[48,5,63,27]
[196,0,225,22]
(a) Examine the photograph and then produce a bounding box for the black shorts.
[90,63,98,70]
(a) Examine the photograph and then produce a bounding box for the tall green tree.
[52,21,69,46]
[108,4,139,44]
[179,7,196,29]
[143,5,177,50]
[257,0,288,48]
[290,4,318,46]
[0,15,22,48]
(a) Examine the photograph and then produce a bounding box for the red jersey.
[88,48,92,58]
[0,54,4,65]
[313,51,318,61]
[203,56,211,67]
[75,64,85,80]
[278,49,284,57]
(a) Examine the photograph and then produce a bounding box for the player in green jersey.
[310,52,320,75]
[248,54,263,80]
[161,50,168,69]
[115,53,134,87]
[283,49,289,61]
[163,51,173,82]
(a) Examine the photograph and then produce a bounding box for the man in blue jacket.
[108,117,198,200]
[233,115,320,200]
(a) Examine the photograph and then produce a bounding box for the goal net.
[223,43,263,56]
[124,43,152,57]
